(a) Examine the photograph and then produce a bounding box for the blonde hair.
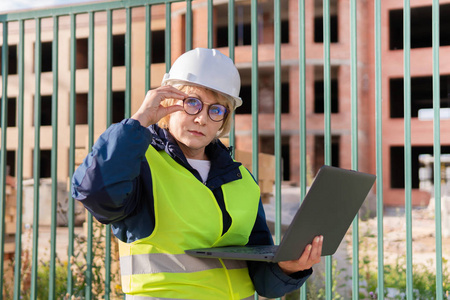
[158,85,233,139]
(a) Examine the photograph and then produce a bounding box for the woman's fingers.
[277,235,324,275]
[132,86,187,127]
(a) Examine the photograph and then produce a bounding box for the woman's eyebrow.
[186,93,222,105]
[187,93,201,99]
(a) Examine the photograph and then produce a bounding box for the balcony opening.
[314,66,339,113]
[314,0,338,43]
[0,45,18,75]
[389,75,450,118]
[389,4,450,50]
[390,145,450,189]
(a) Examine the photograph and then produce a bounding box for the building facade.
[1,0,449,206]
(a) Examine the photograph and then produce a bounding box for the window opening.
[7,150,15,177]
[34,95,52,126]
[236,67,290,114]
[390,146,450,189]
[314,0,338,43]
[0,45,18,75]
[389,75,450,118]
[260,135,291,181]
[33,149,51,178]
[112,91,125,123]
[389,4,450,50]
[0,97,16,127]
[113,34,125,67]
[152,30,165,63]
[314,66,339,113]
[34,41,52,73]
[76,93,88,124]
[313,135,340,172]
[76,38,88,70]
[214,0,289,47]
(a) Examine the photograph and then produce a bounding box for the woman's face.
[168,86,225,160]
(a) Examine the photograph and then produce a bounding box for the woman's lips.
[188,130,205,136]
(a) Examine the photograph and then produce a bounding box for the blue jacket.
[72,118,312,298]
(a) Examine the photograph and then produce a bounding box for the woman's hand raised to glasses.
[131,86,187,128]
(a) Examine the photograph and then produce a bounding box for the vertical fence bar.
[298,0,307,299]
[273,0,282,289]
[274,0,282,246]
[165,3,171,73]
[107,9,112,126]
[322,0,332,298]
[105,9,113,299]
[67,12,77,296]
[402,1,413,298]
[251,0,259,182]
[273,8,282,300]
[0,20,8,297]
[13,19,25,300]
[228,0,236,155]
[350,0,359,298]
[145,4,152,92]
[49,15,59,300]
[185,0,192,51]
[125,7,132,118]
[207,0,213,49]
[227,0,235,62]
[31,17,42,300]
[432,1,443,299]
[85,11,95,299]
[374,0,384,298]
[251,2,259,298]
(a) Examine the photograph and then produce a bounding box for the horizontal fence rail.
[0,0,448,299]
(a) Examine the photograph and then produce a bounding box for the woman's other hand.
[131,86,187,127]
[277,235,323,275]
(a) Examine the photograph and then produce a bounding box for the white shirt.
[187,158,211,183]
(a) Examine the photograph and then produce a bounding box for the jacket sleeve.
[246,201,312,298]
[71,118,152,224]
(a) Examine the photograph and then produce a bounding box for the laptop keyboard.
[222,245,279,255]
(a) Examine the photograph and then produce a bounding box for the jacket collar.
[149,125,243,185]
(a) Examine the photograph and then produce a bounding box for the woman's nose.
[194,108,209,125]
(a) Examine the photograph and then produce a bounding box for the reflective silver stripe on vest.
[126,296,180,300]
[120,253,247,276]
[125,294,255,300]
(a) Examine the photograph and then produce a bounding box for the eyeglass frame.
[182,97,229,122]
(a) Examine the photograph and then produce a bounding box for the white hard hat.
[161,48,242,109]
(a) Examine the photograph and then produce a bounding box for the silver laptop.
[185,165,376,262]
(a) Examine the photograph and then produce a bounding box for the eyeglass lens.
[183,97,228,122]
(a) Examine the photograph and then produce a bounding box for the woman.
[72,48,323,299]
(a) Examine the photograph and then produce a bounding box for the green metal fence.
[0,0,447,299]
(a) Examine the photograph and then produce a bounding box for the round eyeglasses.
[183,97,228,122]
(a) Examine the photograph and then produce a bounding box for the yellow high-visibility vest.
[118,146,260,299]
